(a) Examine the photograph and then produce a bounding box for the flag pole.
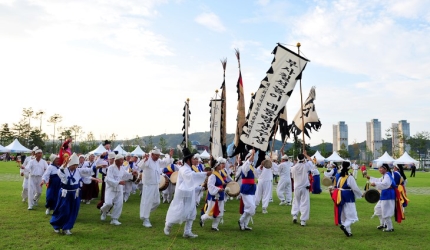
[297,42,306,153]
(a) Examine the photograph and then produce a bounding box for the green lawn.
[1,161,429,250]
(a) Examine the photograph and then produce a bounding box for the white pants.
[22,177,29,200]
[123,181,133,202]
[277,177,292,202]
[352,170,358,179]
[341,202,359,233]
[291,187,310,221]
[374,199,395,229]
[101,190,124,220]
[28,175,42,207]
[140,184,160,219]
[201,200,225,228]
[255,180,272,209]
[239,194,256,227]
[162,183,175,202]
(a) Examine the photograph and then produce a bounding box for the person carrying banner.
[238,149,256,231]
[164,148,210,238]
[290,151,316,226]
[277,154,293,205]
[255,156,273,214]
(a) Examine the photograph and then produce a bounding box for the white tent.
[5,139,32,153]
[200,149,210,159]
[130,146,145,157]
[0,144,10,153]
[393,152,419,165]
[311,150,325,163]
[88,144,107,156]
[113,145,128,155]
[373,151,395,163]
[324,151,345,162]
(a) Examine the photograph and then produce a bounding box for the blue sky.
[1,0,429,147]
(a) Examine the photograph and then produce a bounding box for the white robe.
[290,161,315,221]
[255,167,273,209]
[370,173,395,229]
[201,174,225,228]
[277,160,292,202]
[336,175,363,233]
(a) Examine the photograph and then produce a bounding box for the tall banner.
[278,106,290,143]
[220,59,227,158]
[290,86,322,138]
[238,44,309,152]
[232,49,246,156]
[182,99,190,148]
[210,99,223,159]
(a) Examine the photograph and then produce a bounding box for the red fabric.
[241,179,255,184]
[394,188,404,223]
[213,200,220,218]
[308,173,314,192]
[239,197,244,215]
[331,189,340,225]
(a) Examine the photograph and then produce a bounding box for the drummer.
[330,161,363,237]
[191,154,205,206]
[366,163,402,232]
[200,157,227,231]
[161,159,180,203]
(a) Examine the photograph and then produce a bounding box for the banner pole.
[297,42,306,153]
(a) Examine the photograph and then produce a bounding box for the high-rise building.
[392,120,410,155]
[333,121,348,152]
[366,119,382,158]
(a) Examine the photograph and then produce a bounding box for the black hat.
[182,147,195,162]
[103,140,111,146]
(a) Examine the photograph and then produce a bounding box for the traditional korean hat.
[68,153,79,167]
[115,154,124,160]
[281,155,289,160]
[35,149,43,154]
[182,147,195,162]
[108,152,116,160]
[151,147,161,155]
[49,154,59,162]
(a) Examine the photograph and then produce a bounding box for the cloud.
[195,12,226,32]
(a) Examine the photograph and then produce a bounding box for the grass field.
[1,161,429,250]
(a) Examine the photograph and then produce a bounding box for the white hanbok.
[277,160,293,203]
[290,161,315,222]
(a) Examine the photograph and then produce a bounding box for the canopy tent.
[88,144,107,156]
[393,152,419,165]
[0,144,10,153]
[373,151,395,163]
[113,145,128,155]
[311,150,326,164]
[324,151,345,162]
[200,149,210,159]
[130,146,145,157]
[5,139,32,153]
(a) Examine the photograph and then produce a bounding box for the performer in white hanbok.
[290,151,316,226]
[277,154,293,205]
[50,153,93,235]
[25,149,48,210]
[191,154,205,206]
[164,148,210,238]
[139,148,173,228]
[200,157,226,231]
[41,154,61,215]
[20,147,38,202]
[100,154,137,226]
[123,153,137,202]
[351,161,359,179]
[330,161,362,237]
[367,163,402,232]
[255,158,273,214]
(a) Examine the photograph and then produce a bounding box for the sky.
[1,0,430,146]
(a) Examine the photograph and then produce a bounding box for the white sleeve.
[371,174,391,190]
[347,176,363,198]
[42,166,52,183]
[105,167,119,188]
[138,159,149,170]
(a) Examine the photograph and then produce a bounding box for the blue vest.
[380,173,396,200]
[207,174,225,201]
[336,176,355,203]
[240,169,256,195]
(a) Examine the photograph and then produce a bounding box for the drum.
[364,189,380,203]
[262,159,272,169]
[135,172,143,184]
[225,182,240,197]
[170,172,178,185]
[321,176,332,187]
[159,175,169,191]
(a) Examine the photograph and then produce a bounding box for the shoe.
[287,202,292,206]
[293,215,297,224]
[86,201,91,205]
[143,219,152,228]
[64,230,72,235]
[22,198,26,202]
[164,226,171,235]
[377,225,387,230]
[238,220,245,231]
[230,197,233,200]
[279,201,286,205]
[269,199,273,202]
[54,229,60,233]
[33,200,38,206]
[340,225,350,237]
[100,212,107,221]
[45,208,50,215]
[110,220,122,225]
[262,208,268,214]
[211,227,219,231]
[183,232,198,238]
[383,229,394,232]
[28,206,33,210]
[199,219,204,227]
[300,220,306,226]
[244,226,252,231]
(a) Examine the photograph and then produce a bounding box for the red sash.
[242,179,255,185]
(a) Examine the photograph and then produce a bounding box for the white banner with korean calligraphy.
[210,99,223,159]
[240,44,309,151]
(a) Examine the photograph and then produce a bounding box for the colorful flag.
[220,59,227,158]
[233,49,246,157]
